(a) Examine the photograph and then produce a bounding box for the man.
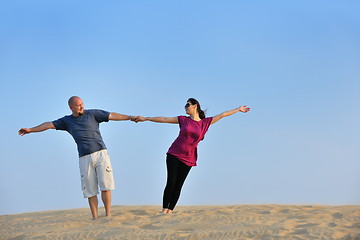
[18,96,136,219]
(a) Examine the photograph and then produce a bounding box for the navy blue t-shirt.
[52,109,110,157]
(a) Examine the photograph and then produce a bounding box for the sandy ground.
[1,205,359,240]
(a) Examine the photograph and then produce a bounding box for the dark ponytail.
[187,98,206,119]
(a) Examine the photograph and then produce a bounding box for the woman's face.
[184,102,197,115]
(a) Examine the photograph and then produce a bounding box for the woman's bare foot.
[157,208,174,215]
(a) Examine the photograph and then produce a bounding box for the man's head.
[68,96,84,117]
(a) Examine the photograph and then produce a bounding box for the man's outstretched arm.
[18,122,55,136]
[108,112,136,121]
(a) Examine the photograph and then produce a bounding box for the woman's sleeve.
[203,117,213,132]
[178,115,185,127]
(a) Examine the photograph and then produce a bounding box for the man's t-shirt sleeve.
[92,109,110,123]
[52,117,67,130]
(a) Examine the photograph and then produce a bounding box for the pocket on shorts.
[101,165,115,190]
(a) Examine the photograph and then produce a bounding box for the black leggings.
[163,154,192,210]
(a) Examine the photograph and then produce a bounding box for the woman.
[136,98,250,214]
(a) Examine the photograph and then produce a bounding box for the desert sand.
[1,205,359,240]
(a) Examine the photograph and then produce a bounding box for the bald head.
[68,96,81,107]
[68,96,84,117]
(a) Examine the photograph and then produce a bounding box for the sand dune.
[1,205,359,240]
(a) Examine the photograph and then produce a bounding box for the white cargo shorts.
[79,149,115,198]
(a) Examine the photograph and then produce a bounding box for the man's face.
[70,98,84,116]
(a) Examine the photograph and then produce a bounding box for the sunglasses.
[185,103,191,108]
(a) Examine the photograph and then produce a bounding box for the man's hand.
[18,128,31,136]
[239,106,250,113]
[130,116,138,122]
[18,122,55,135]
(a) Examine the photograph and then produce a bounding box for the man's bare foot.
[166,209,173,214]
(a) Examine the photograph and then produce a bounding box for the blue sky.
[1,0,359,215]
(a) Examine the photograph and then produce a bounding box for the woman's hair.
[187,98,206,119]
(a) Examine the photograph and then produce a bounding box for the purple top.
[167,116,213,166]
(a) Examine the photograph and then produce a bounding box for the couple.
[18,96,250,219]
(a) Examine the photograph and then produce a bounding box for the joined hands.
[130,116,147,123]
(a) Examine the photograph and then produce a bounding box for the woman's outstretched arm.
[211,105,250,125]
[135,116,179,124]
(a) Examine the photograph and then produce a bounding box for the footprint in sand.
[296,223,319,228]
[258,210,271,214]
[346,222,360,229]
[332,213,343,219]
[328,222,337,227]
[140,224,161,230]
[130,210,149,216]
[292,229,309,235]
[279,209,290,213]
[98,217,113,223]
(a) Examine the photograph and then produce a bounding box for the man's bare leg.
[101,190,112,217]
[88,196,99,220]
